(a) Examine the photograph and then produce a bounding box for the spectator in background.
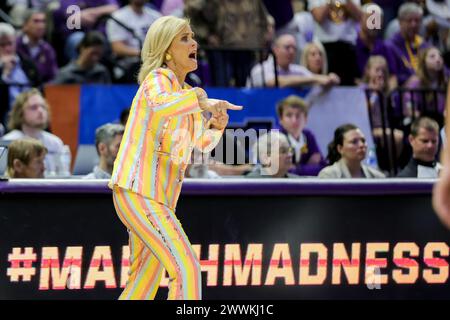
[404,46,449,116]
[319,123,385,178]
[397,116,441,177]
[7,0,55,26]
[16,9,58,83]
[0,23,40,120]
[356,4,398,84]
[384,0,428,41]
[247,34,339,88]
[246,131,299,178]
[106,0,161,82]
[287,10,316,60]
[308,0,362,85]
[388,2,431,85]
[160,0,185,16]
[276,95,325,176]
[84,123,124,179]
[362,55,404,168]
[185,0,269,87]
[2,89,64,176]
[53,31,111,84]
[53,0,120,61]
[6,138,47,178]
[300,41,340,81]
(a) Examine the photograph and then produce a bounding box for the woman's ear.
[337,144,343,156]
[12,159,25,175]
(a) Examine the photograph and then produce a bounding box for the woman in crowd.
[319,123,385,178]
[362,55,404,167]
[300,41,340,84]
[404,46,449,118]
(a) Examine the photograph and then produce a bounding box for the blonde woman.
[300,42,340,85]
[109,16,242,300]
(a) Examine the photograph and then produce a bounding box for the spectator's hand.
[328,73,341,85]
[80,8,98,27]
[208,35,220,46]
[0,55,16,78]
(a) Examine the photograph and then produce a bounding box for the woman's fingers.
[225,103,243,111]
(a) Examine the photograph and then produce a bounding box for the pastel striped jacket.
[109,67,224,209]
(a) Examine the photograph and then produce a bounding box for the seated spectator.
[388,2,431,85]
[308,0,362,85]
[397,116,441,178]
[6,138,47,178]
[16,9,58,83]
[247,34,338,88]
[8,0,55,26]
[276,95,325,176]
[0,22,40,119]
[362,55,403,163]
[384,0,429,41]
[355,4,398,85]
[2,88,65,176]
[106,0,161,82]
[319,123,385,178]
[53,0,120,61]
[84,123,124,179]
[404,46,449,116]
[277,10,315,61]
[53,31,111,84]
[300,41,340,82]
[246,131,299,178]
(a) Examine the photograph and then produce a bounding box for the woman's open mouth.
[189,52,197,61]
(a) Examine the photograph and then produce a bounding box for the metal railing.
[364,87,447,176]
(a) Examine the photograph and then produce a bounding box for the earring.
[165,53,172,61]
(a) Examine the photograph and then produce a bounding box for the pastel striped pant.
[112,186,201,300]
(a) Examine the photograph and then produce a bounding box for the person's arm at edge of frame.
[433,82,450,229]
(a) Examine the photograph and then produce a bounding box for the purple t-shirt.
[355,34,398,77]
[54,0,119,37]
[16,35,58,83]
[388,32,431,85]
[280,127,326,176]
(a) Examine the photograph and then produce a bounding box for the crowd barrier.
[1,179,450,300]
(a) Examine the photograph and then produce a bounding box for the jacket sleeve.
[195,117,225,153]
[142,69,203,117]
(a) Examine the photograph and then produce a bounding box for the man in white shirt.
[247,33,338,88]
[106,0,161,58]
[397,117,441,178]
[2,88,65,177]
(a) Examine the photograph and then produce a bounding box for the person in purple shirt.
[276,95,326,176]
[388,2,431,85]
[16,9,58,83]
[356,4,398,85]
[53,0,119,60]
[404,46,449,117]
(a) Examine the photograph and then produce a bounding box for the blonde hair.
[301,42,328,75]
[7,88,51,131]
[138,16,190,84]
[7,138,47,178]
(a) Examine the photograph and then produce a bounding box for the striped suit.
[109,67,223,300]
